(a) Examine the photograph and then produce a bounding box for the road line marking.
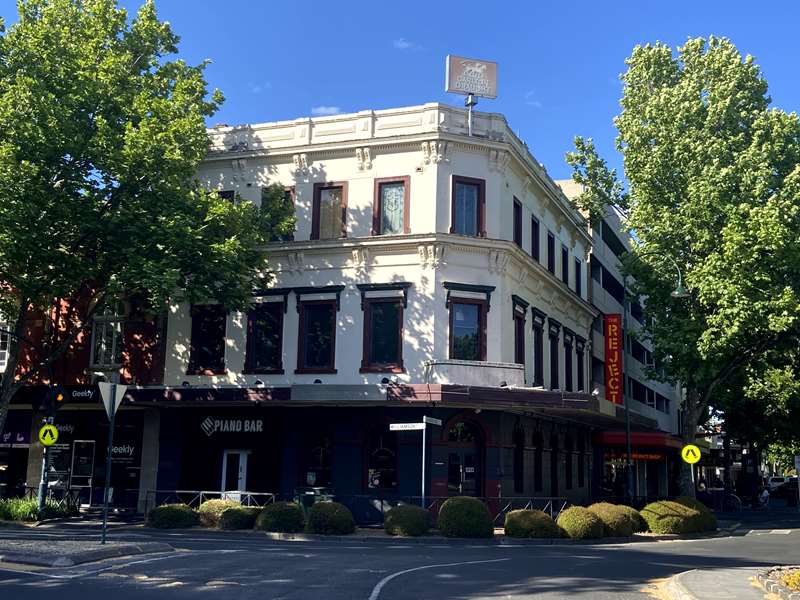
[0,549,243,580]
[367,558,510,600]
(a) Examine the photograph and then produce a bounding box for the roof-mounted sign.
[445,55,498,99]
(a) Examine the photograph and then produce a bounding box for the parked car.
[767,476,787,491]
[773,477,798,499]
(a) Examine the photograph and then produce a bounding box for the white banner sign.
[390,423,425,431]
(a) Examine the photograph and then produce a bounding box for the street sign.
[390,423,425,431]
[423,417,442,426]
[38,424,58,447]
[681,444,701,464]
[97,382,127,421]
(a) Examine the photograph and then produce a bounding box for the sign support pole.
[37,442,49,513]
[421,422,427,509]
[465,93,477,137]
[101,384,116,545]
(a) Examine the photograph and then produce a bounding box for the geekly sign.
[201,417,264,437]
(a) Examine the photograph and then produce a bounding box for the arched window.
[302,432,331,487]
[367,426,397,490]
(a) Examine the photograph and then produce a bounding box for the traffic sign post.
[681,444,701,489]
[97,382,127,544]
[795,455,800,513]
[390,417,442,509]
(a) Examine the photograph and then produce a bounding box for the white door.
[221,450,249,497]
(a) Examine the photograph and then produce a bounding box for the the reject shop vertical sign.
[604,314,623,404]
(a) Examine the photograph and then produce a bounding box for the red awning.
[593,430,683,449]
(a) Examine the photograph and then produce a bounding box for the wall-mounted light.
[381,377,390,385]
[182,381,190,388]
[313,379,322,384]
[254,379,265,387]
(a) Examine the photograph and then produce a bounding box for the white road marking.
[367,558,510,600]
[0,549,242,580]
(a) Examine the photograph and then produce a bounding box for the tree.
[0,0,294,435]
[567,37,800,496]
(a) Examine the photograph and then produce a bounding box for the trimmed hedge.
[305,502,356,535]
[674,496,717,532]
[588,503,634,537]
[255,502,305,533]
[437,496,494,539]
[616,504,648,533]
[384,505,430,537]
[641,500,704,534]
[504,509,561,539]
[556,506,604,539]
[198,499,240,528]
[219,506,261,530]
[147,504,199,529]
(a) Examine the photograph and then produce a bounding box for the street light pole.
[620,251,688,503]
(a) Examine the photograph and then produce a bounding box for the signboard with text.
[604,314,623,404]
[445,55,498,98]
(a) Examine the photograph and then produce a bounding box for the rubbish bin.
[293,487,336,514]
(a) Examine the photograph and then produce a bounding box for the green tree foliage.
[0,0,294,434]
[567,37,800,495]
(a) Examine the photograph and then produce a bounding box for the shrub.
[781,570,800,592]
[218,506,261,530]
[504,509,561,539]
[674,496,717,531]
[0,498,76,522]
[255,502,305,533]
[305,502,355,535]
[384,505,431,537]
[198,499,240,528]
[588,503,634,537]
[147,504,199,529]
[437,497,494,539]
[640,500,702,534]
[556,506,604,539]
[616,504,648,533]
[0,500,10,520]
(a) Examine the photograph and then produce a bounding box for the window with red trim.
[373,177,410,235]
[451,176,486,237]
[188,305,226,375]
[513,197,522,247]
[296,300,337,372]
[245,302,284,373]
[449,299,487,361]
[312,182,347,240]
[361,299,404,372]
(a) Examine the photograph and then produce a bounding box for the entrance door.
[447,450,479,495]
[69,440,95,507]
[221,450,249,497]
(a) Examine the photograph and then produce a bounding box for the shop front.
[592,430,682,502]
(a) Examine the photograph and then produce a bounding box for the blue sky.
[2,0,799,179]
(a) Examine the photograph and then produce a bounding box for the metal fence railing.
[143,490,279,516]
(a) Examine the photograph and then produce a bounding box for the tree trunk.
[0,305,28,436]
[678,388,702,497]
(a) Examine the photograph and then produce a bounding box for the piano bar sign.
[445,55,498,99]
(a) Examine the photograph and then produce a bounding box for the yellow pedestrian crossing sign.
[38,424,59,447]
[681,444,701,464]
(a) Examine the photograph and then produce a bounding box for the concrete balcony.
[424,359,525,387]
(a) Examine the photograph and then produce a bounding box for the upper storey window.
[451,176,486,237]
[373,177,410,235]
[450,300,487,361]
[312,182,347,240]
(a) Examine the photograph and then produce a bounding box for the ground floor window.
[367,426,398,490]
[302,432,332,487]
[513,425,525,494]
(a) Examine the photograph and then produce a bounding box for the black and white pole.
[98,380,127,545]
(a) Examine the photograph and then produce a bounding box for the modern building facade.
[3,104,683,516]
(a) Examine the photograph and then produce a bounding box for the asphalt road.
[0,516,798,600]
